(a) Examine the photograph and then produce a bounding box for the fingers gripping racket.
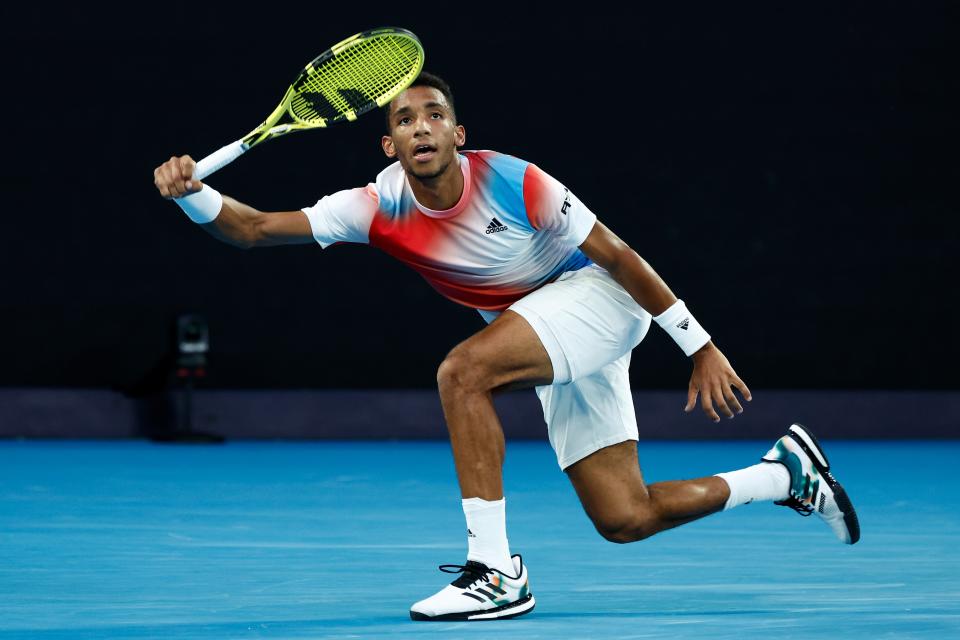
[192,27,425,180]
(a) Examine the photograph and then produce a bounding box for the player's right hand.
[153,155,204,199]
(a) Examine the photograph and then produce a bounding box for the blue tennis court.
[2,439,958,639]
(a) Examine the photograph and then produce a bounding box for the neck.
[408,156,464,211]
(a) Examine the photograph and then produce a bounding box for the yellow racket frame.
[193,27,424,180]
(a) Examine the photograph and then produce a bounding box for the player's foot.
[409,554,535,621]
[762,423,861,544]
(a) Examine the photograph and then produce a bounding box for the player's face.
[382,87,465,180]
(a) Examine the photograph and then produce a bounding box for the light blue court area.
[1,440,958,639]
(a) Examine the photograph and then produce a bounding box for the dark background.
[1,2,956,391]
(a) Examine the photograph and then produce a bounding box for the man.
[154,72,860,622]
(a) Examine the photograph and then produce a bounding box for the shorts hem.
[557,433,639,471]
[509,304,573,384]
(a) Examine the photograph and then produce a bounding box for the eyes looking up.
[397,112,444,128]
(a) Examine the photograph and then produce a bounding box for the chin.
[407,159,449,181]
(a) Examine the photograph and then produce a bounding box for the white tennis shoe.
[762,423,861,544]
[410,554,535,621]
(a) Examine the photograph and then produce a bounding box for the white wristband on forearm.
[654,299,711,357]
[174,184,223,224]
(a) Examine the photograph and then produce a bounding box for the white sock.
[462,497,513,575]
[715,462,791,511]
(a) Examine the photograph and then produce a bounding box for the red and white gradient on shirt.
[304,151,595,311]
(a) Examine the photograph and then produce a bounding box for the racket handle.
[193,140,248,181]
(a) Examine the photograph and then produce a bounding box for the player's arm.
[202,197,314,249]
[153,155,314,248]
[579,221,752,422]
[578,221,677,316]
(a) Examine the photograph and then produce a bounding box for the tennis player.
[154,72,860,622]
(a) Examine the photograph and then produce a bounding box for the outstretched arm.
[153,155,314,248]
[579,221,752,422]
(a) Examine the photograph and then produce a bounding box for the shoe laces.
[439,560,498,589]
[775,495,814,517]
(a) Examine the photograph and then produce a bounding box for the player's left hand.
[685,342,752,422]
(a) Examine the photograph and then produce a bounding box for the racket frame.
[193,27,424,181]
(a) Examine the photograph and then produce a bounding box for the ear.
[454,124,466,148]
[382,135,397,158]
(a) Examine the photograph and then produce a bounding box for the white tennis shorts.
[482,264,652,470]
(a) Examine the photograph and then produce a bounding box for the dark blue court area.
[2,440,958,639]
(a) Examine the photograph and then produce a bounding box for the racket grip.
[193,140,247,181]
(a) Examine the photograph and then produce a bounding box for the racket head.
[286,27,425,127]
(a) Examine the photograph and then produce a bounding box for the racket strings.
[298,38,418,117]
[290,35,422,124]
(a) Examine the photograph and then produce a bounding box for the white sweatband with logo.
[174,184,223,224]
[654,299,711,357]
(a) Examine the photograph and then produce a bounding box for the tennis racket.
[192,27,425,181]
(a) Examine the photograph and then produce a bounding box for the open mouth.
[413,144,437,161]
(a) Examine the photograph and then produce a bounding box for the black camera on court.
[176,314,208,370]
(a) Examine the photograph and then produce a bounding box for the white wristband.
[654,299,711,357]
[174,184,223,224]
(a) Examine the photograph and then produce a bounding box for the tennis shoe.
[410,554,535,621]
[762,423,861,544]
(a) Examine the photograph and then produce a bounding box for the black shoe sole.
[787,423,861,545]
[410,593,535,621]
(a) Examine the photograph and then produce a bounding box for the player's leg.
[415,264,650,620]
[548,358,854,543]
[566,441,731,542]
[435,309,553,501]
[539,351,764,540]
[413,264,652,621]
[567,426,860,544]
[521,265,859,544]
[410,310,550,621]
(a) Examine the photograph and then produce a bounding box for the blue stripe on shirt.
[479,152,535,233]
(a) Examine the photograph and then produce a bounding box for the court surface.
[1,439,958,639]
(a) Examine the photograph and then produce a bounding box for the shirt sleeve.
[301,184,378,249]
[521,163,598,246]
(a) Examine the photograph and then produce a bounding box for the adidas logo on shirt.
[485,217,508,234]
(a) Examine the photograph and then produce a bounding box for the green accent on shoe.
[773,440,819,503]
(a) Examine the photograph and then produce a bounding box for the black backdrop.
[1,2,956,390]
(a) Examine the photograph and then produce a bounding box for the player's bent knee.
[590,509,658,544]
[597,527,638,544]
[594,522,651,544]
[436,348,490,396]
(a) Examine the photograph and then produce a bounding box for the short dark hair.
[384,71,456,133]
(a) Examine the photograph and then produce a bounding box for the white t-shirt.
[302,150,597,311]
